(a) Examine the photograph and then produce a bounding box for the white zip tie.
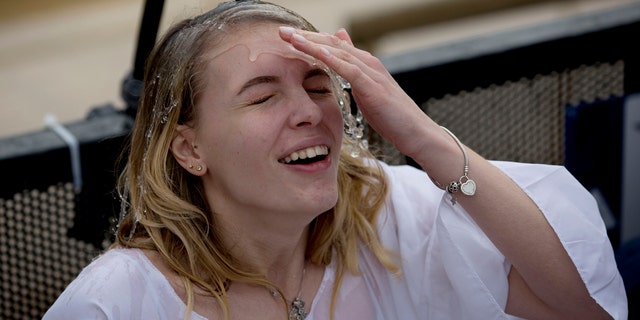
[45,113,83,192]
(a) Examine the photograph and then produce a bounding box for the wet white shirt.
[43,161,627,320]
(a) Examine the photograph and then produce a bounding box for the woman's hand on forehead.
[278,26,432,159]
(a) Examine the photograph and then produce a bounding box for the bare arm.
[280,26,611,319]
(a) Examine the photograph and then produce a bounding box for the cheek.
[238,126,272,154]
[223,113,283,156]
[196,114,247,163]
[324,101,344,136]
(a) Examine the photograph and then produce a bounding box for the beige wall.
[0,0,637,138]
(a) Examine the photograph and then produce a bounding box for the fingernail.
[292,33,307,43]
[320,47,331,57]
[279,26,296,36]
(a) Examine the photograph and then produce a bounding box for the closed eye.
[249,95,274,105]
[304,68,332,97]
[307,88,332,95]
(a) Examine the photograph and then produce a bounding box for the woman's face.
[183,23,343,222]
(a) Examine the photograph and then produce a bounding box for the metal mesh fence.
[0,183,103,319]
[367,61,625,165]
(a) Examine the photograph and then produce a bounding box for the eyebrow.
[237,76,276,95]
[305,68,330,80]
[236,68,330,95]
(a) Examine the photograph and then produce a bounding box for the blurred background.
[0,0,638,137]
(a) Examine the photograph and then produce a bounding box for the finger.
[286,31,378,86]
[334,28,353,46]
[281,27,362,58]
[297,30,389,84]
[278,26,297,41]
[280,27,375,74]
[279,26,358,75]
[279,26,395,103]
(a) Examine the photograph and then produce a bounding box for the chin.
[305,187,339,216]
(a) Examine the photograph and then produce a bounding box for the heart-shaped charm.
[460,179,476,196]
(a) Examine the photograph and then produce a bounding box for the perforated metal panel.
[0,183,101,319]
[368,61,624,165]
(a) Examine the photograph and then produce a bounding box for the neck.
[216,211,311,291]
[213,208,314,320]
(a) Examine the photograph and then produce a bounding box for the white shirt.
[43,161,628,319]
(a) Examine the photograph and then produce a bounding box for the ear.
[171,125,206,176]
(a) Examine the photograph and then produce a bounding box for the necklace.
[267,263,308,320]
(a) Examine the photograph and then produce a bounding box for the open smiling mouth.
[279,145,329,165]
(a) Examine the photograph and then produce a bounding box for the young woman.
[44,1,626,319]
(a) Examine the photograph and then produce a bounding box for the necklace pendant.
[289,297,308,320]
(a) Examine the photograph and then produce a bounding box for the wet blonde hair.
[114,1,398,319]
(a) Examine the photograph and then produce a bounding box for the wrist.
[413,126,476,204]
[433,126,476,204]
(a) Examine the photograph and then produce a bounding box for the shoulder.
[59,248,150,292]
[43,248,177,319]
[73,248,154,290]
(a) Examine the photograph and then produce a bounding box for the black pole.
[122,0,165,117]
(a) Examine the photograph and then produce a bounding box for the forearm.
[412,126,610,318]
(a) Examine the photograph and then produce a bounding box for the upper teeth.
[282,145,328,164]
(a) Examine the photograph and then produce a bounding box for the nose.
[288,89,323,129]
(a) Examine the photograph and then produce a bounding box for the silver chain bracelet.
[431,126,477,205]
